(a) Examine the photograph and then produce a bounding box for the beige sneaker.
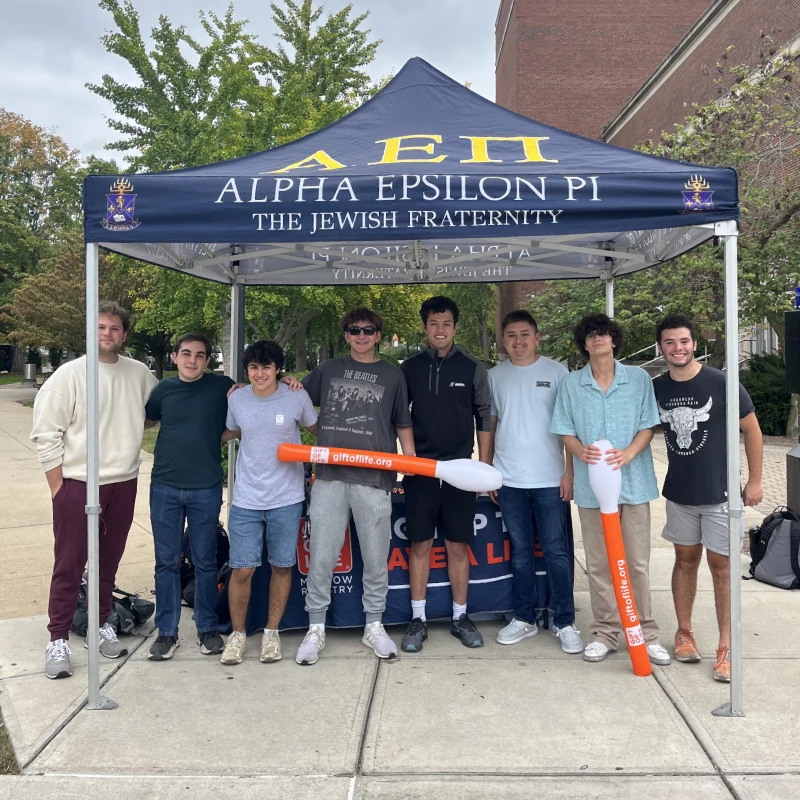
[260,629,282,663]
[220,631,247,665]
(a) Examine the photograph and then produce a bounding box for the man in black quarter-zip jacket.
[399,296,492,651]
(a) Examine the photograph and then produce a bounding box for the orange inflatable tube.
[587,439,652,677]
[277,443,504,493]
[278,442,437,477]
[599,511,652,677]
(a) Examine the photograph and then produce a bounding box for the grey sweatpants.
[305,479,392,625]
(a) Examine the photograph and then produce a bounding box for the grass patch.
[0,375,21,386]
[17,400,33,408]
[0,713,20,775]
[141,425,159,454]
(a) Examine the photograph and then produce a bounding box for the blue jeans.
[150,481,223,637]
[497,485,575,628]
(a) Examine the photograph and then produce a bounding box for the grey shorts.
[661,499,741,556]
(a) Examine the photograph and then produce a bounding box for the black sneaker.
[197,631,224,655]
[401,618,428,652]
[148,635,179,660]
[451,614,484,648]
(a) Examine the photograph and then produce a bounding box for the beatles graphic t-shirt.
[652,366,754,505]
[302,356,412,491]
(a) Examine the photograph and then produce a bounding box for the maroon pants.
[48,478,138,641]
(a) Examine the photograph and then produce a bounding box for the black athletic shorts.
[401,474,477,544]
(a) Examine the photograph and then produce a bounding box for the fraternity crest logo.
[681,175,714,211]
[102,178,141,231]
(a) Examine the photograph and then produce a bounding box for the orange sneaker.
[713,646,731,682]
[674,629,701,663]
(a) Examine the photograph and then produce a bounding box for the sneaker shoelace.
[457,616,477,633]
[366,622,387,640]
[303,629,324,648]
[558,625,579,637]
[676,631,696,648]
[408,619,426,635]
[716,647,731,666]
[100,623,119,642]
[48,640,71,661]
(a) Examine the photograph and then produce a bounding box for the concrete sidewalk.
[1,385,798,799]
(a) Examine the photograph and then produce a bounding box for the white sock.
[310,623,324,633]
[452,602,467,621]
[411,599,426,622]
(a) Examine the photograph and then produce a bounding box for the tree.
[641,44,800,436]
[530,44,800,435]
[1,230,124,354]
[87,0,384,370]
[0,110,82,358]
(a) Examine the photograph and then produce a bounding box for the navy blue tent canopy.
[83,58,737,285]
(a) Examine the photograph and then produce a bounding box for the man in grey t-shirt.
[219,341,318,666]
[295,307,415,666]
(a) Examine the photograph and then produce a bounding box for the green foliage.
[0,109,82,333]
[531,44,800,384]
[739,354,791,436]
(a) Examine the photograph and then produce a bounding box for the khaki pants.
[578,503,660,649]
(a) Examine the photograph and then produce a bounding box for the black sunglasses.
[347,326,378,336]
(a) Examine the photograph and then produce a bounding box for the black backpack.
[180,520,231,608]
[71,576,155,637]
[748,507,800,589]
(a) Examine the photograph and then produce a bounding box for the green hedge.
[739,354,791,436]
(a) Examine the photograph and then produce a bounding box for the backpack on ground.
[71,575,155,636]
[747,507,800,589]
[180,520,231,608]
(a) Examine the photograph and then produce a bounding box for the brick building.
[493,0,800,347]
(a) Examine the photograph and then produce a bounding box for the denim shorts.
[228,502,303,569]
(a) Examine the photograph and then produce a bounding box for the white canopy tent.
[81,59,744,717]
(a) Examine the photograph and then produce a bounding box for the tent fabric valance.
[83,58,737,285]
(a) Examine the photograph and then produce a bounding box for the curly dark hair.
[420,295,459,325]
[340,307,383,333]
[656,313,697,344]
[242,340,285,372]
[573,313,625,359]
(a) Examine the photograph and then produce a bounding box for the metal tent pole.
[226,281,245,516]
[713,223,744,718]
[85,243,116,711]
[601,269,614,317]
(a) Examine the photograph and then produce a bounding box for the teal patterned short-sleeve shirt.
[550,361,660,508]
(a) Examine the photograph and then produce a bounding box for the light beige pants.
[578,503,661,649]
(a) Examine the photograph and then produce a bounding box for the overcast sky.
[0,0,498,160]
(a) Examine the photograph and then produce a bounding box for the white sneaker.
[362,621,398,658]
[496,618,538,645]
[555,624,583,654]
[647,642,671,666]
[220,631,247,665]
[583,641,611,662]
[296,627,326,665]
[260,630,281,663]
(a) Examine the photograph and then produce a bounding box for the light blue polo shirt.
[550,361,660,509]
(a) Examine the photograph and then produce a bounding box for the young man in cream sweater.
[31,301,158,679]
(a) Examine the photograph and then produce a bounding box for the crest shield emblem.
[102,178,142,231]
[682,175,714,211]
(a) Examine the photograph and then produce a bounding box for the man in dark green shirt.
[145,333,233,660]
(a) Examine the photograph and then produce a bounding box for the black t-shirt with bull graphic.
[653,366,754,505]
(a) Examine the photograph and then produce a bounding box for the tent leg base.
[87,696,118,711]
[711,702,744,718]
